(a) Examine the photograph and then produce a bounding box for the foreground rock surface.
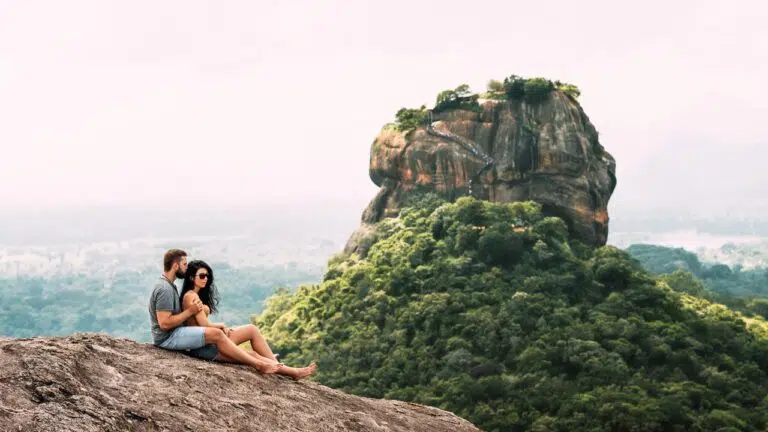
[346,91,617,256]
[0,334,479,432]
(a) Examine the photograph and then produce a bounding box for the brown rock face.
[346,91,616,255]
[0,334,479,432]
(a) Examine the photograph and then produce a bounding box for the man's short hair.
[163,249,187,271]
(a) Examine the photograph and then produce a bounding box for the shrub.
[555,80,581,98]
[394,105,428,131]
[486,79,504,92]
[434,84,480,113]
[393,75,581,131]
[503,75,526,99]
[523,78,555,103]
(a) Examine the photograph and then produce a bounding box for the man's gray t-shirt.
[148,276,181,346]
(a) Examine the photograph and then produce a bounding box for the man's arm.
[153,286,201,331]
[155,309,197,331]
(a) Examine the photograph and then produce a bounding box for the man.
[148,248,283,374]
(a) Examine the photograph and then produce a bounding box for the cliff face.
[0,334,479,432]
[346,91,616,255]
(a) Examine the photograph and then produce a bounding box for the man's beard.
[175,268,186,279]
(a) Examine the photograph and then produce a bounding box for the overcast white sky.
[0,0,766,214]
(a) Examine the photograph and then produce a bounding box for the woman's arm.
[182,292,225,329]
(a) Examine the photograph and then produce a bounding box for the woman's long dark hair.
[180,260,220,315]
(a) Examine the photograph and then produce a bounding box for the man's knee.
[204,327,226,343]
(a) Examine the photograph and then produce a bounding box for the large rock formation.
[0,334,479,432]
[346,90,616,255]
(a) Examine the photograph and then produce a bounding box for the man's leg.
[227,324,277,361]
[203,327,280,374]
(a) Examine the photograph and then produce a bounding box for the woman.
[180,259,316,380]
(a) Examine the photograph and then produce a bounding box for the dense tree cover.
[256,195,768,431]
[0,264,322,342]
[626,244,704,276]
[493,75,580,102]
[501,75,554,103]
[628,243,768,297]
[627,243,768,322]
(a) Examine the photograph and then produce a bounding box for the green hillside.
[255,195,768,431]
[626,243,768,322]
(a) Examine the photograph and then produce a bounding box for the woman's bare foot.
[260,362,283,375]
[281,362,317,381]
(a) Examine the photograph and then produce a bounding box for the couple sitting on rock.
[148,248,316,380]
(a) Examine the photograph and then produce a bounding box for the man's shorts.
[157,327,219,361]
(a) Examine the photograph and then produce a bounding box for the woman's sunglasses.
[197,273,209,280]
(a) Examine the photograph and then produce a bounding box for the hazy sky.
[1,1,766,215]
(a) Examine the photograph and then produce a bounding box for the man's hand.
[189,298,204,315]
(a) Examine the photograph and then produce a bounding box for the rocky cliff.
[346,85,616,256]
[0,334,479,432]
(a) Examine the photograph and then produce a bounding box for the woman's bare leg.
[227,324,278,361]
[182,310,281,375]
[225,325,317,380]
[217,350,317,380]
[203,328,280,374]
[217,349,277,365]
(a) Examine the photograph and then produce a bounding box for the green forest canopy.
[254,195,768,432]
[627,243,768,323]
